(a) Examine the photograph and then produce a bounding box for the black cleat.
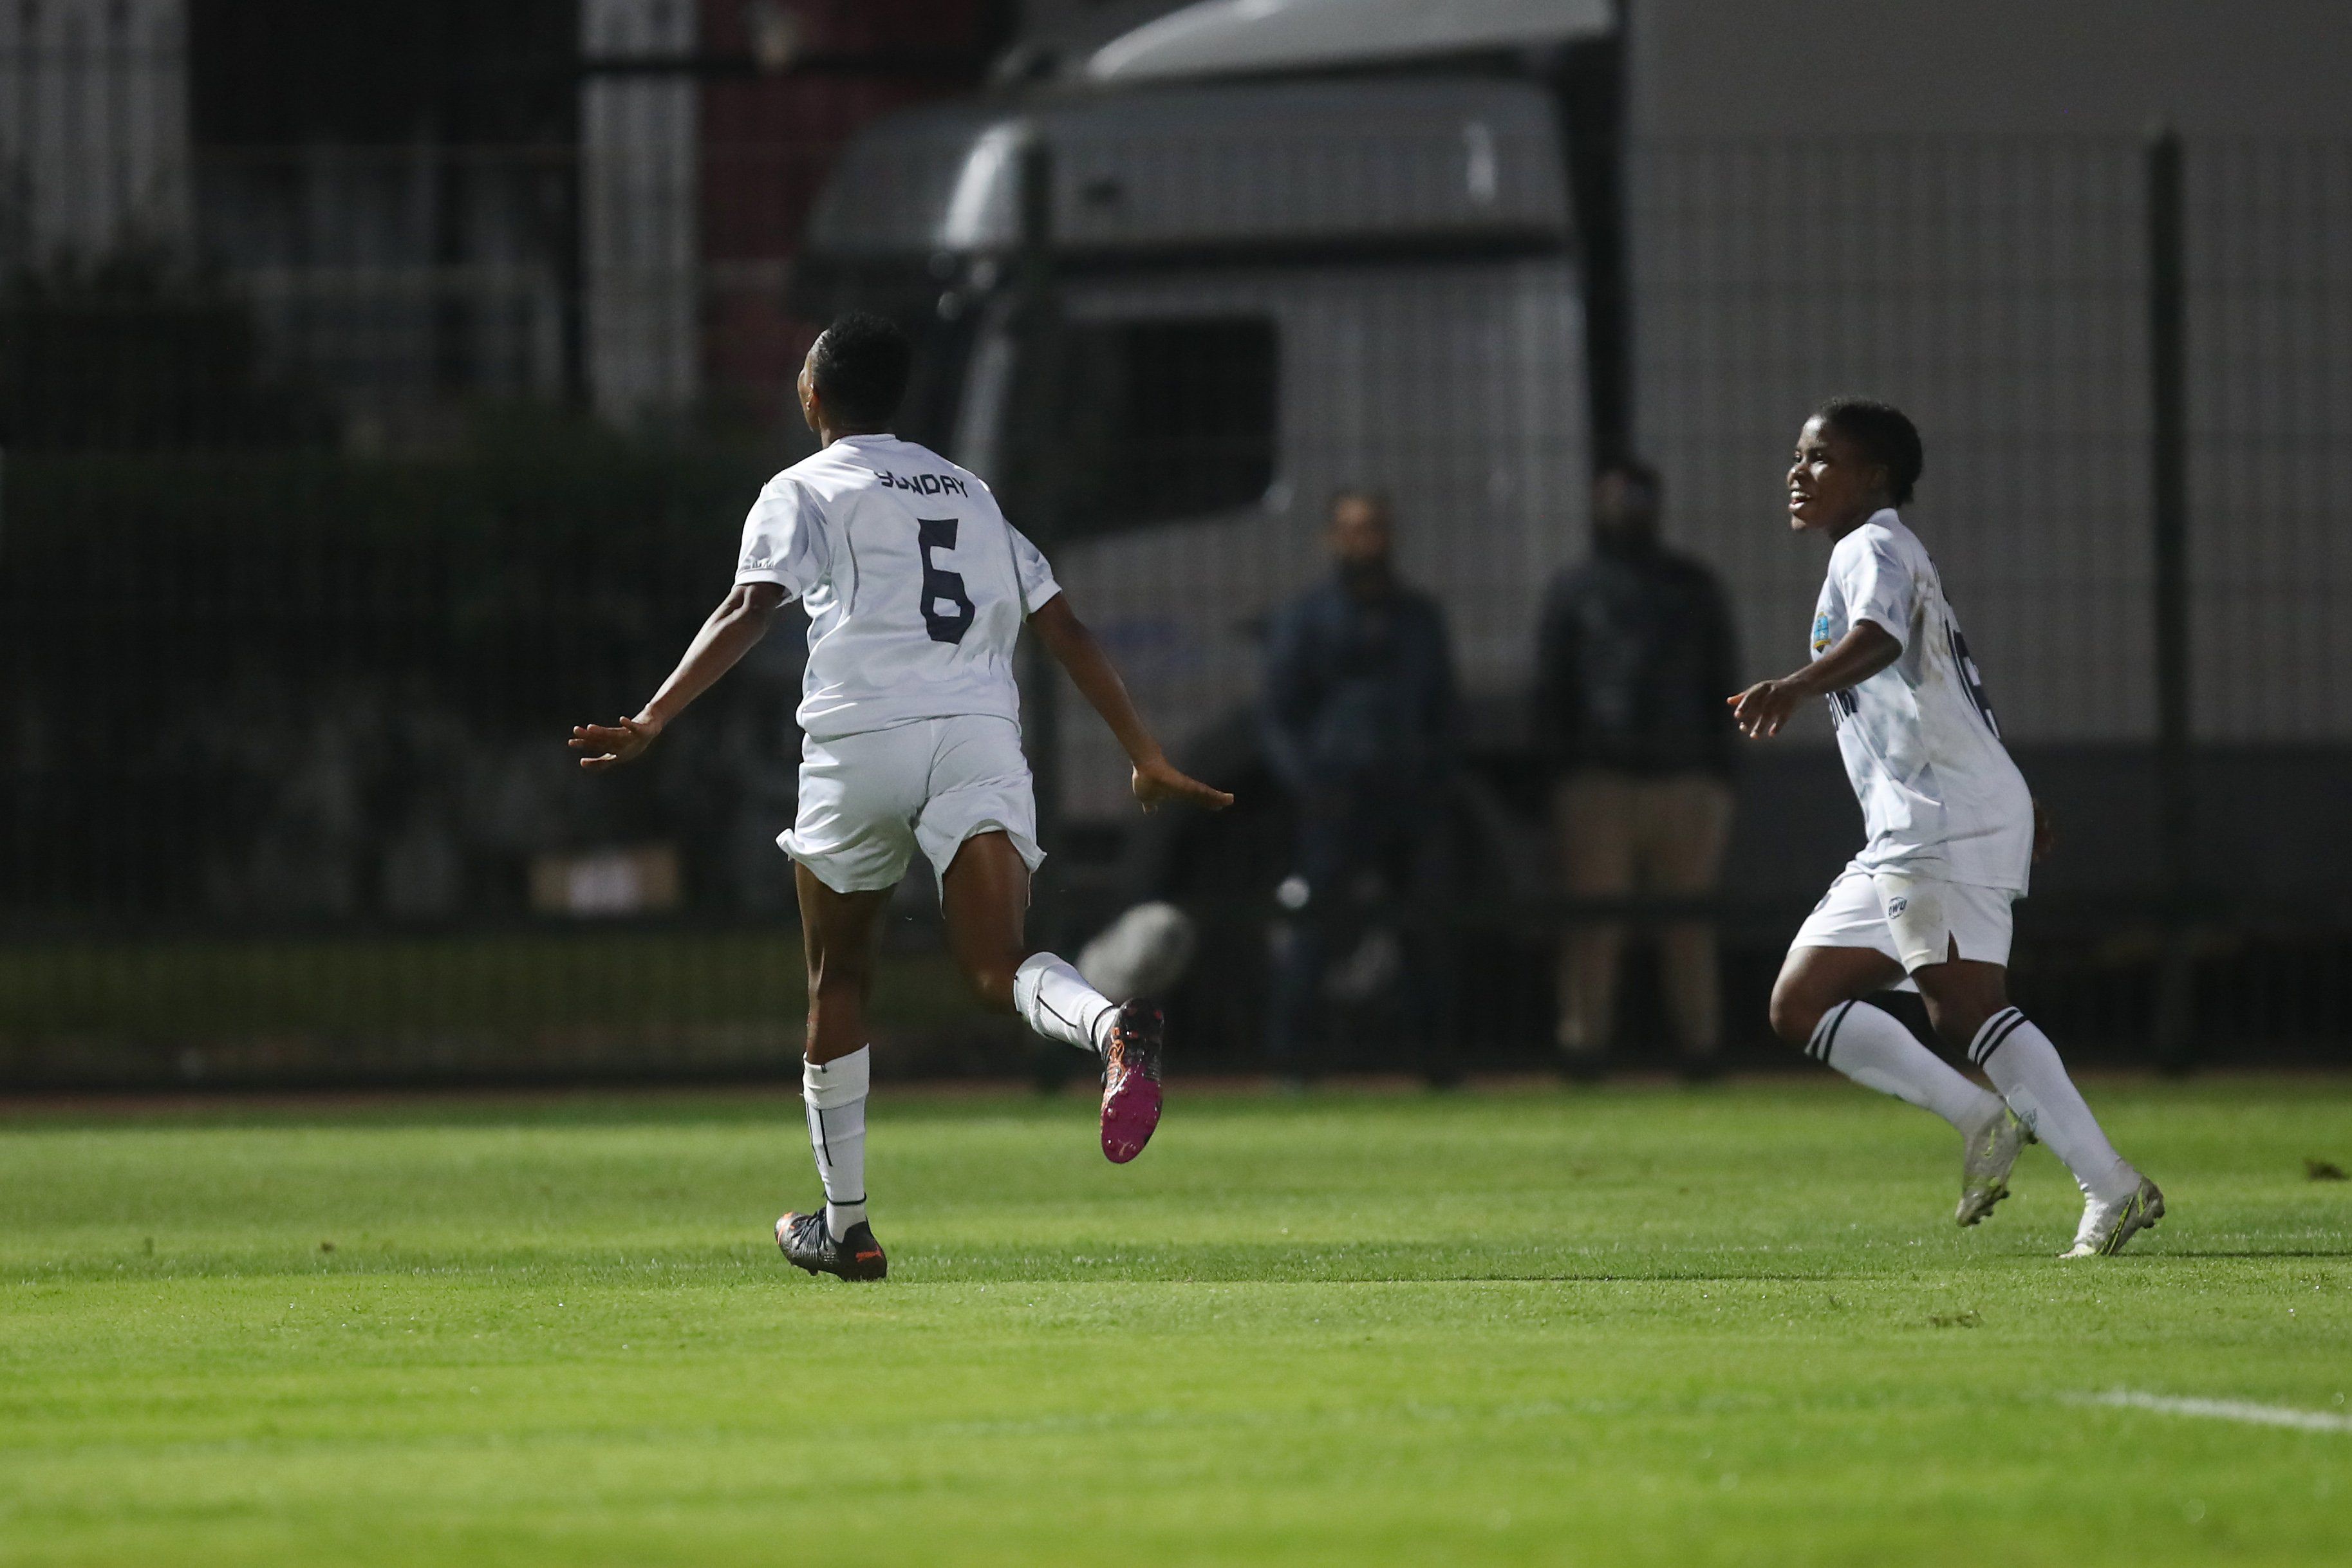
[776,1210,888,1281]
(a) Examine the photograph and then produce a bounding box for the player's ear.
[796,361,822,433]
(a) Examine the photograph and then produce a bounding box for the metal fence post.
[2147,125,2196,1071]
[1013,129,1063,866]
[1009,126,1074,1088]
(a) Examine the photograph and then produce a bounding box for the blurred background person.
[1535,460,1739,1079]
[1261,490,1459,1086]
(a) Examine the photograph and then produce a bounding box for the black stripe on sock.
[1038,993,1107,1052]
[812,1105,833,1164]
[1971,1008,2029,1067]
[1811,1000,1858,1063]
[1966,1007,2022,1065]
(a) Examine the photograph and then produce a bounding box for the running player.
[570,313,1233,1282]
[1730,398,2163,1258]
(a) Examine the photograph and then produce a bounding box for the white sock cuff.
[1968,1007,2030,1067]
[1011,953,1056,1011]
[803,1046,870,1109]
[1802,996,1999,1133]
[1014,953,1115,1051]
[1805,1000,1861,1064]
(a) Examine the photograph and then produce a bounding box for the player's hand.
[2033,797,2057,863]
[569,714,664,771]
[1131,754,1235,814]
[1728,679,1804,740]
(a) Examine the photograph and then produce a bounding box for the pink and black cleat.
[1099,998,1165,1164]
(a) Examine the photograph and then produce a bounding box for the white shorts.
[1791,860,2017,978]
[781,715,1045,895]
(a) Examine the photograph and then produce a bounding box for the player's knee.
[1921,996,1993,1054]
[958,950,1022,1013]
[1767,983,1822,1049]
[1915,971,2005,1052]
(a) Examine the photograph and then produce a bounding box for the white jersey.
[1809,509,2034,890]
[734,434,1060,742]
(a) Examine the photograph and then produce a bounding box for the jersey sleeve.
[1006,523,1062,616]
[1831,530,1916,651]
[734,478,830,600]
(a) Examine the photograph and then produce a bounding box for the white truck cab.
[792,1,1620,823]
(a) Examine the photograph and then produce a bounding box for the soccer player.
[1730,398,2163,1258]
[570,313,1233,1282]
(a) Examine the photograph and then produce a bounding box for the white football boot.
[1957,1105,2030,1227]
[2061,1175,2165,1258]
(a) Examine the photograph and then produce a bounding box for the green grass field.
[5,1079,2350,1566]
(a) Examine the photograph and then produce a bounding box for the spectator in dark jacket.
[1262,490,1457,1082]
[1535,460,1739,1077]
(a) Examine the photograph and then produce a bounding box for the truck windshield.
[1050,316,1278,541]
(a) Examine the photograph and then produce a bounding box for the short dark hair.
[1813,397,1923,507]
[809,312,912,426]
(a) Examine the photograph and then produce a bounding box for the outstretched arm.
[1027,595,1234,812]
[570,581,789,769]
[1727,621,1901,740]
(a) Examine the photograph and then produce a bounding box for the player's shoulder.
[759,445,852,514]
[772,437,884,498]
[1829,509,1920,571]
[745,465,824,536]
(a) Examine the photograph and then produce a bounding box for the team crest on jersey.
[1811,610,1833,654]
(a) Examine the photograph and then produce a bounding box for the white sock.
[1969,1008,2136,1202]
[1013,952,1115,1055]
[1807,999,2002,1132]
[803,1047,870,1240]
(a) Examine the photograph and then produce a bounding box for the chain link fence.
[2,131,2348,1086]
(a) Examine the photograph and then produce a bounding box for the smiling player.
[571,313,1232,1282]
[1730,398,2162,1258]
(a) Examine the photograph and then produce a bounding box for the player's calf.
[803,1047,871,1242]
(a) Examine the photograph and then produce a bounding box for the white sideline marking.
[2075,1389,2352,1433]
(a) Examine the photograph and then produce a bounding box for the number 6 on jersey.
[918,518,976,644]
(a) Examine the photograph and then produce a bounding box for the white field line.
[2073,1389,2352,1433]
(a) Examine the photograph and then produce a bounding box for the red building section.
[698,0,1011,420]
